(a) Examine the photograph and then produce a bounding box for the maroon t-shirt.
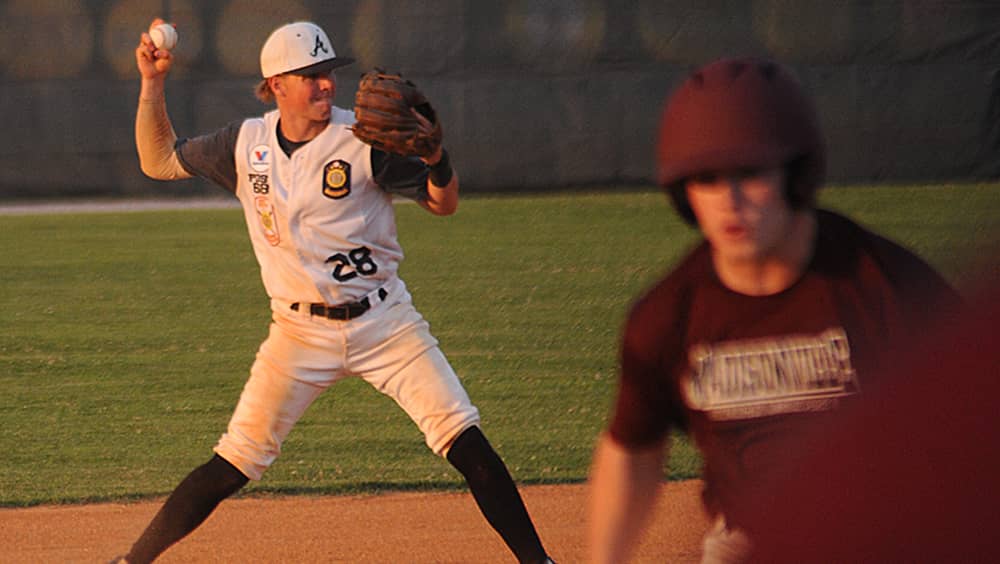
[608,209,960,521]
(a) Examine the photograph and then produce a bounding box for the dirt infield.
[1,481,709,563]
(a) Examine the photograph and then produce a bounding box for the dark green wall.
[1,0,997,198]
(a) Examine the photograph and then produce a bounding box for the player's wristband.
[428,148,453,187]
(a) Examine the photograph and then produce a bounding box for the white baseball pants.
[214,278,480,480]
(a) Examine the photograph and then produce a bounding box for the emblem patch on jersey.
[254,195,280,246]
[249,173,270,194]
[250,144,271,172]
[681,328,860,421]
[322,160,351,199]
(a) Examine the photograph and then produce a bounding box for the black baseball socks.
[447,425,552,564]
[125,454,249,563]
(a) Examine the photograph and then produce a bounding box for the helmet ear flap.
[784,156,809,210]
[784,154,824,211]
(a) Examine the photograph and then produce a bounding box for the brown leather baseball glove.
[351,69,443,158]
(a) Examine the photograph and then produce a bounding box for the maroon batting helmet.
[657,57,826,225]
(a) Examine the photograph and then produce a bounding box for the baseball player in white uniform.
[115,18,554,563]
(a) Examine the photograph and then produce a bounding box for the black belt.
[291,287,388,320]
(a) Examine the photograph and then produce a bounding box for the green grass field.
[1,184,997,507]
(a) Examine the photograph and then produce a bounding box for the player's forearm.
[139,75,167,102]
[587,433,668,564]
[422,170,459,215]
[420,148,458,215]
[135,79,191,181]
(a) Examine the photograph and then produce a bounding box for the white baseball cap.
[259,21,354,78]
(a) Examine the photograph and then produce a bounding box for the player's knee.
[182,454,250,500]
[421,403,480,456]
[204,455,250,491]
[212,438,276,481]
[446,426,506,482]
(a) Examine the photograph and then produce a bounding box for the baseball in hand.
[150,23,178,51]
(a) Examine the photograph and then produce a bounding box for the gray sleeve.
[371,149,429,201]
[175,120,243,193]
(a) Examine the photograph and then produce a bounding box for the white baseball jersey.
[233,107,399,308]
[177,105,427,309]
